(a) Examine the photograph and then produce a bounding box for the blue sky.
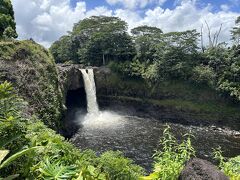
[70,0,240,12]
[12,0,240,47]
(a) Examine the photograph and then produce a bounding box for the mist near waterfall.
[79,68,126,129]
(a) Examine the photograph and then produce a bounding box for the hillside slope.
[0,40,63,129]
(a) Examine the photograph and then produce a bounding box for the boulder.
[179,158,229,180]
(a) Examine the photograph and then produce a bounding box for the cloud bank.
[12,0,240,47]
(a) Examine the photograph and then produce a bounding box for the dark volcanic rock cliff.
[0,40,63,129]
[57,64,85,106]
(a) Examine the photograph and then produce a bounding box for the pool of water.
[70,109,240,172]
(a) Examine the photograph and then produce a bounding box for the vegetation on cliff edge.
[0,40,63,129]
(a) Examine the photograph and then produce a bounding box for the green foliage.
[110,29,200,82]
[51,16,136,65]
[108,29,240,102]
[0,0,18,39]
[131,26,163,63]
[141,126,195,180]
[214,148,240,179]
[78,16,135,65]
[217,48,240,101]
[0,81,28,155]
[191,65,216,87]
[0,40,63,129]
[231,16,240,44]
[49,15,240,102]
[98,151,144,180]
[50,35,75,63]
[0,147,43,170]
[131,25,163,36]
[37,158,78,180]
[202,45,240,101]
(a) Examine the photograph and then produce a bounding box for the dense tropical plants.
[214,147,240,180]
[51,15,240,102]
[0,0,18,39]
[141,126,195,180]
[231,16,240,45]
[50,16,136,65]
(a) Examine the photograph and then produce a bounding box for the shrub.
[214,147,240,179]
[191,65,216,87]
[141,125,195,180]
[98,151,144,180]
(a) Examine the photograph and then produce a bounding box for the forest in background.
[50,16,240,103]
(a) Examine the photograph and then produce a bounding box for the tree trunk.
[103,53,105,66]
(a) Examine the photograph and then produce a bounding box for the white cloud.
[114,0,240,44]
[12,0,113,47]
[106,0,167,9]
[12,0,240,47]
[221,4,230,12]
[86,6,113,17]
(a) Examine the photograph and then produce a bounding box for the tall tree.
[50,35,75,63]
[151,30,200,80]
[131,25,163,36]
[231,16,240,45]
[0,0,18,39]
[72,16,135,66]
[131,26,163,62]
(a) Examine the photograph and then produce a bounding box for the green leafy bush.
[141,125,195,180]
[214,148,240,179]
[0,40,63,129]
[191,65,216,87]
[98,151,144,180]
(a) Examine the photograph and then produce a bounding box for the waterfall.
[79,68,124,129]
[80,69,99,114]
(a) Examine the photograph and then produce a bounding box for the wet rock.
[179,158,229,180]
[57,64,85,93]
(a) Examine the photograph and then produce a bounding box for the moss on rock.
[0,40,63,129]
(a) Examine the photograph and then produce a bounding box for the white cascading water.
[79,69,125,129]
[80,69,99,115]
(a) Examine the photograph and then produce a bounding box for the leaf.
[2,174,19,180]
[139,172,159,180]
[0,146,43,169]
[0,134,22,148]
[0,150,9,164]
[39,158,77,179]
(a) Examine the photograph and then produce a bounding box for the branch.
[200,24,204,52]
[215,23,223,47]
[205,20,213,48]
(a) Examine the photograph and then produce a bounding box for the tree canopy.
[131,25,163,36]
[231,16,240,44]
[50,15,240,102]
[0,0,18,39]
[50,16,135,65]
[73,16,135,66]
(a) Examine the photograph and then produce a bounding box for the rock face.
[57,64,85,105]
[0,40,63,129]
[179,158,229,180]
[57,64,85,137]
